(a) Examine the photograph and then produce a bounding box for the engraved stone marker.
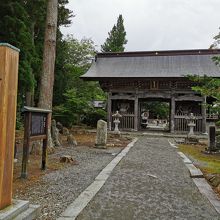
[209,125,216,151]
[95,120,107,149]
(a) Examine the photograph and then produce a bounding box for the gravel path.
[77,137,220,220]
[14,146,123,219]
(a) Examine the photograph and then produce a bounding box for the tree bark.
[38,0,58,149]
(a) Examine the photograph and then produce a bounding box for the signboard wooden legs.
[0,44,19,210]
[21,112,31,179]
[21,107,51,178]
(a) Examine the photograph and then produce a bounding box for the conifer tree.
[101,14,127,52]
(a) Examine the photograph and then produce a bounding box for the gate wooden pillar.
[202,96,207,133]
[107,92,112,130]
[134,96,138,131]
[170,95,175,133]
[0,44,19,210]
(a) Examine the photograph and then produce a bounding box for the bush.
[216,120,220,127]
[16,111,23,130]
[82,109,107,127]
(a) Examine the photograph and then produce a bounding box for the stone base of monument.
[185,135,198,144]
[202,148,220,155]
[113,131,121,137]
[95,144,107,149]
[0,200,40,220]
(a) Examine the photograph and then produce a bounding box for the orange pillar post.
[0,44,19,210]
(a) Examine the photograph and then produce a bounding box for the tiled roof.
[82,49,220,79]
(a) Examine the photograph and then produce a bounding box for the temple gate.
[82,49,220,133]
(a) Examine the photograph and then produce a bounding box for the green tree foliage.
[189,75,220,115]
[189,75,220,101]
[189,75,220,125]
[53,36,106,127]
[0,1,36,96]
[210,28,220,66]
[142,101,170,119]
[0,1,72,128]
[188,60,220,114]
[0,1,105,128]
[101,14,127,52]
[188,30,220,116]
[210,28,220,50]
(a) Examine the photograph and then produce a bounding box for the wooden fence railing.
[111,113,135,130]
[206,113,218,120]
[174,114,203,132]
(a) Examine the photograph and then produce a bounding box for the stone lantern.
[185,113,198,144]
[112,111,122,134]
[187,113,196,137]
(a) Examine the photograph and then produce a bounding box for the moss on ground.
[179,144,220,174]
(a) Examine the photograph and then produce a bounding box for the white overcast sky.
[61,0,220,51]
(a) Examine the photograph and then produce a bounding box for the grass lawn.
[179,144,220,174]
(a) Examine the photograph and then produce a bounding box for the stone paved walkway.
[77,137,220,220]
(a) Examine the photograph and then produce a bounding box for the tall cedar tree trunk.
[38,0,58,149]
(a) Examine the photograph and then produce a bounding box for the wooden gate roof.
[81,49,220,80]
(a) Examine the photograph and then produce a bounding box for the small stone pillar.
[209,125,216,151]
[51,119,61,147]
[95,120,107,149]
[112,111,122,134]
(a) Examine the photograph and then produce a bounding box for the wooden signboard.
[21,106,51,178]
[0,44,19,210]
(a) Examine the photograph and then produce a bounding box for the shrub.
[82,109,107,127]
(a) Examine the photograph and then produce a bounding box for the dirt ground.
[13,129,130,197]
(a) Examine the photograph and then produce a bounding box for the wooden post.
[201,96,206,133]
[0,44,19,209]
[42,113,50,170]
[107,92,112,130]
[170,95,175,133]
[21,112,31,178]
[42,140,47,170]
[134,97,138,131]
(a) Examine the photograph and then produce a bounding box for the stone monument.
[51,119,61,147]
[208,125,216,152]
[95,120,107,148]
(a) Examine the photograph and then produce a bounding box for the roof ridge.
[97,49,220,58]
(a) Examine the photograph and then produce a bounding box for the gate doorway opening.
[139,99,170,131]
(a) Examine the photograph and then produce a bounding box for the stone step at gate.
[0,200,40,220]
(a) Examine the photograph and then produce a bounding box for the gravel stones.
[13,145,122,219]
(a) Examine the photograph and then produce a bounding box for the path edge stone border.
[170,141,220,215]
[57,138,138,220]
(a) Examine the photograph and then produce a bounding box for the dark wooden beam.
[107,92,112,130]
[170,95,175,133]
[134,97,138,131]
[202,96,207,133]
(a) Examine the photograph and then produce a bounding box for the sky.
[61,0,220,52]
